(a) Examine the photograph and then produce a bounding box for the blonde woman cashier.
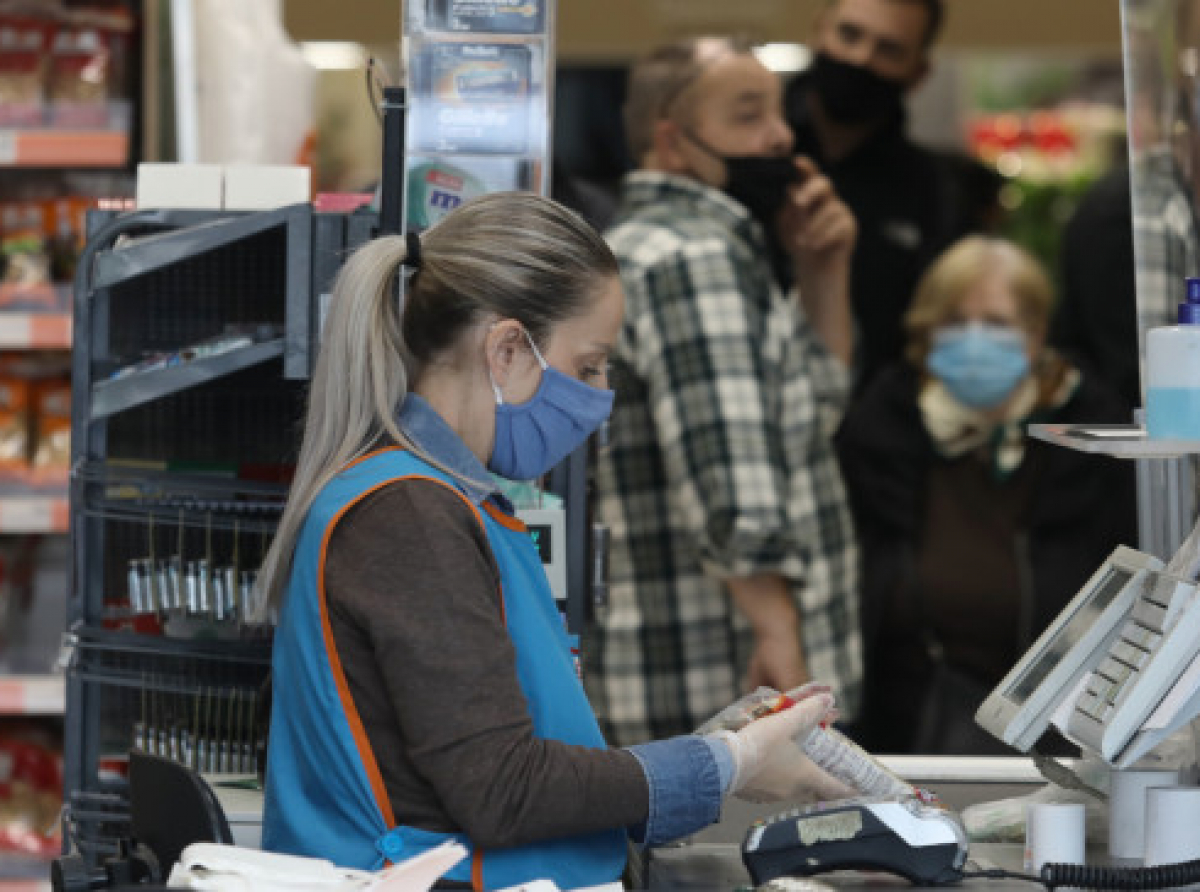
[258,193,850,890]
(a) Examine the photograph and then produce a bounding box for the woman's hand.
[709,692,856,803]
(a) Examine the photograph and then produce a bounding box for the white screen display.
[1005,567,1133,703]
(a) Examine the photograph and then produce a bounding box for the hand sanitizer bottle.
[1147,277,1200,440]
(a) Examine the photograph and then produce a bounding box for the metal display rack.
[1028,422,1200,564]
[62,202,362,865]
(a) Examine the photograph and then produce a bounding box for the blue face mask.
[488,330,614,481]
[926,322,1031,409]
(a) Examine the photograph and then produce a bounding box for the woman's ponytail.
[256,235,415,617]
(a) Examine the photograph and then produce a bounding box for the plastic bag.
[962,756,1111,845]
[167,840,467,892]
[183,0,316,165]
[695,686,917,801]
[694,686,794,735]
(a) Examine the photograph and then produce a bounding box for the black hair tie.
[405,231,422,270]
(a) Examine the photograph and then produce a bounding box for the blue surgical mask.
[488,330,614,481]
[926,322,1031,409]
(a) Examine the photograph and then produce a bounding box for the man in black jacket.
[787,0,996,391]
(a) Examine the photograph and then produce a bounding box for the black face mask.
[682,131,800,289]
[809,51,905,125]
[682,130,800,230]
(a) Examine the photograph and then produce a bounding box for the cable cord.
[964,859,1200,890]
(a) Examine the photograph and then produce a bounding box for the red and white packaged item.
[0,14,53,127]
[29,377,69,488]
[47,26,107,128]
[0,733,63,862]
[48,5,133,129]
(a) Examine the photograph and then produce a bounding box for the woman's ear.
[483,320,526,390]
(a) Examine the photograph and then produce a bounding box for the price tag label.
[0,497,67,532]
[0,132,16,164]
[0,680,23,713]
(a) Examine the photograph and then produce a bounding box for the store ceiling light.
[301,41,369,71]
[753,43,811,73]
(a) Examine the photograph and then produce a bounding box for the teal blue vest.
[263,449,627,889]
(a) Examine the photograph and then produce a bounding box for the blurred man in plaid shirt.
[585,36,864,745]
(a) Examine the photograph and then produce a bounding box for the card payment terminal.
[741,797,968,887]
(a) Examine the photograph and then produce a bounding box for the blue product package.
[427,0,544,34]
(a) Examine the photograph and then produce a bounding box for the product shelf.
[0,310,72,349]
[1028,423,1200,459]
[0,675,65,716]
[90,338,286,420]
[0,128,128,168]
[0,280,69,312]
[73,626,273,665]
[89,205,310,291]
[0,495,69,533]
[77,461,286,533]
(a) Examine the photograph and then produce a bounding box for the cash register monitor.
[975,546,1163,752]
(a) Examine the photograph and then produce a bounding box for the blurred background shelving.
[0,0,142,876]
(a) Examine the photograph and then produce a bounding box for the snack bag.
[0,378,31,484]
[694,686,797,735]
[0,14,52,127]
[30,379,69,488]
[0,203,52,296]
[695,685,923,802]
[0,735,63,861]
[46,25,109,128]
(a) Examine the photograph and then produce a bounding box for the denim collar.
[396,394,504,508]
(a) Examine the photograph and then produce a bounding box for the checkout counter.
[207,755,1058,890]
[646,756,1058,891]
[207,524,1200,890]
[201,531,1200,889]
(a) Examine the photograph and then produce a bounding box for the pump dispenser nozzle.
[1181,277,1200,323]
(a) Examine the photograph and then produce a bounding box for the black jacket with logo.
[786,73,999,391]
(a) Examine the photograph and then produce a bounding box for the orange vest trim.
[483,499,527,532]
[315,469,508,833]
[316,480,404,830]
[472,850,486,892]
[341,445,402,473]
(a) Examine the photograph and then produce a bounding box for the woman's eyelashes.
[578,359,612,385]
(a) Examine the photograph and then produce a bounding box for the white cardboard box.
[224,164,310,210]
[136,162,224,209]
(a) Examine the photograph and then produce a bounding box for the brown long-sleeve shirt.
[323,478,648,850]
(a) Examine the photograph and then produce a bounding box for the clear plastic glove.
[709,693,857,804]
